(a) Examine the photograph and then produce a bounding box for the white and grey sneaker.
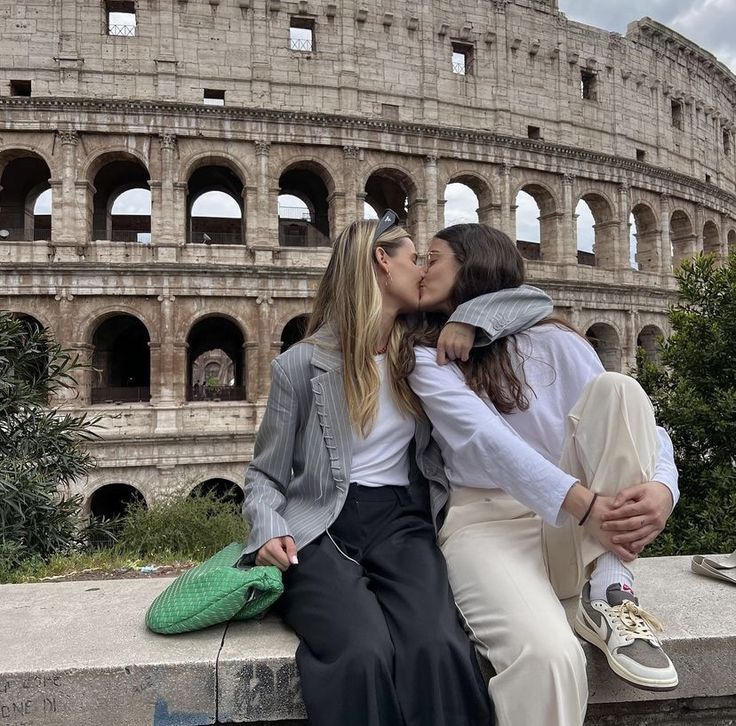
[574,583,679,691]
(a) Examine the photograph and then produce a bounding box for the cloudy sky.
[36,1,734,259]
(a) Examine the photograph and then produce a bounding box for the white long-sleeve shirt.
[409,324,679,526]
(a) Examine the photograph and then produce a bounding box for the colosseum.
[1,0,734,517]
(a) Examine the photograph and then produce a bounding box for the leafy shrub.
[636,253,736,556]
[117,492,248,560]
[0,314,98,572]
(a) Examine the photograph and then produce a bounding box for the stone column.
[256,294,275,400]
[245,341,259,403]
[422,155,439,253]
[342,146,362,222]
[558,173,577,265]
[253,141,278,261]
[624,308,638,371]
[659,194,672,275]
[499,164,515,241]
[694,203,705,255]
[615,182,632,270]
[154,292,181,433]
[156,133,178,247]
[54,130,79,246]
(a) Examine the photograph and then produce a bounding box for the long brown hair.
[415,223,578,414]
[307,220,422,435]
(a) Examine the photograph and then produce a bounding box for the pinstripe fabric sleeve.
[243,357,298,553]
[448,284,554,346]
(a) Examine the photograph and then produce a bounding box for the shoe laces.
[611,600,663,644]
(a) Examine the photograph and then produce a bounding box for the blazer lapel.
[310,334,352,495]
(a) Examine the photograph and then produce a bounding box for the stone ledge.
[0,555,734,725]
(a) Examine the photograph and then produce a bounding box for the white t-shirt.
[350,355,414,487]
[409,324,679,525]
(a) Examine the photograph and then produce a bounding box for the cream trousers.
[439,372,659,726]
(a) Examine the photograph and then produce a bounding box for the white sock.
[589,552,635,602]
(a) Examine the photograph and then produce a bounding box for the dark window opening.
[671,100,683,130]
[10,80,31,97]
[580,69,597,101]
[290,17,314,52]
[203,88,225,106]
[705,174,712,184]
[452,42,474,76]
[723,128,732,156]
[527,125,541,140]
[106,0,136,36]
[636,149,646,162]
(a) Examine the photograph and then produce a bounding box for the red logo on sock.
[622,584,634,593]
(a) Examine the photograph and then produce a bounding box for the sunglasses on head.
[373,209,399,242]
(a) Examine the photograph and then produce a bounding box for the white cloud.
[516,191,540,243]
[443,183,479,227]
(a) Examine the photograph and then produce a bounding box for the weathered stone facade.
[1,0,734,512]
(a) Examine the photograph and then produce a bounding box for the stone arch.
[280,314,310,353]
[6,309,54,335]
[576,191,616,268]
[90,314,152,403]
[443,172,494,226]
[87,482,147,521]
[514,181,559,261]
[278,159,336,246]
[630,202,659,272]
[670,209,695,270]
[703,220,720,260]
[186,158,246,245]
[637,324,664,363]
[585,321,622,372]
[87,151,151,243]
[181,151,250,188]
[189,477,244,506]
[79,304,156,346]
[363,163,420,240]
[186,315,246,401]
[0,150,52,241]
[82,147,150,181]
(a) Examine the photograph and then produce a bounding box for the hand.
[437,322,475,365]
[583,495,639,563]
[255,536,298,571]
[600,482,673,555]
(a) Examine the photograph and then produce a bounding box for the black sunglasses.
[373,209,399,242]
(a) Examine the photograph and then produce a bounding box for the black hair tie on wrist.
[578,493,598,527]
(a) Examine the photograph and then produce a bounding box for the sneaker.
[573,583,678,691]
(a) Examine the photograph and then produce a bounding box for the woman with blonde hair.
[240,212,529,726]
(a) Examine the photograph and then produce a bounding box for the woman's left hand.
[437,322,475,365]
[600,481,674,555]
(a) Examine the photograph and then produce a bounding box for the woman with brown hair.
[409,223,680,726]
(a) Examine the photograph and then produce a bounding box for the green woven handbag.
[145,542,283,635]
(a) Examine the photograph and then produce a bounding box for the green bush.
[636,253,736,556]
[117,492,248,560]
[0,314,99,573]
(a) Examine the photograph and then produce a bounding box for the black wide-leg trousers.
[275,483,493,726]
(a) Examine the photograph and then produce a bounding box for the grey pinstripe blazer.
[241,284,552,559]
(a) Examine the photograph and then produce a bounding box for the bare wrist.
[562,482,594,521]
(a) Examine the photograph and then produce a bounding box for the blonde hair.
[307,220,423,435]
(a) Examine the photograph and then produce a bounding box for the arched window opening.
[630,204,659,272]
[576,194,615,268]
[91,315,151,403]
[187,318,245,401]
[88,483,146,545]
[670,211,694,270]
[444,183,479,227]
[92,157,150,242]
[703,221,720,260]
[187,165,244,245]
[637,325,664,364]
[365,169,415,239]
[515,189,542,261]
[190,478,244,506]
[278,165,331,247]
[280,314,310,353]
[585,323,621,372]
[728,230,736,256]
[0,154,52,241]
[110,188,152,243]
[575,200,596,266]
